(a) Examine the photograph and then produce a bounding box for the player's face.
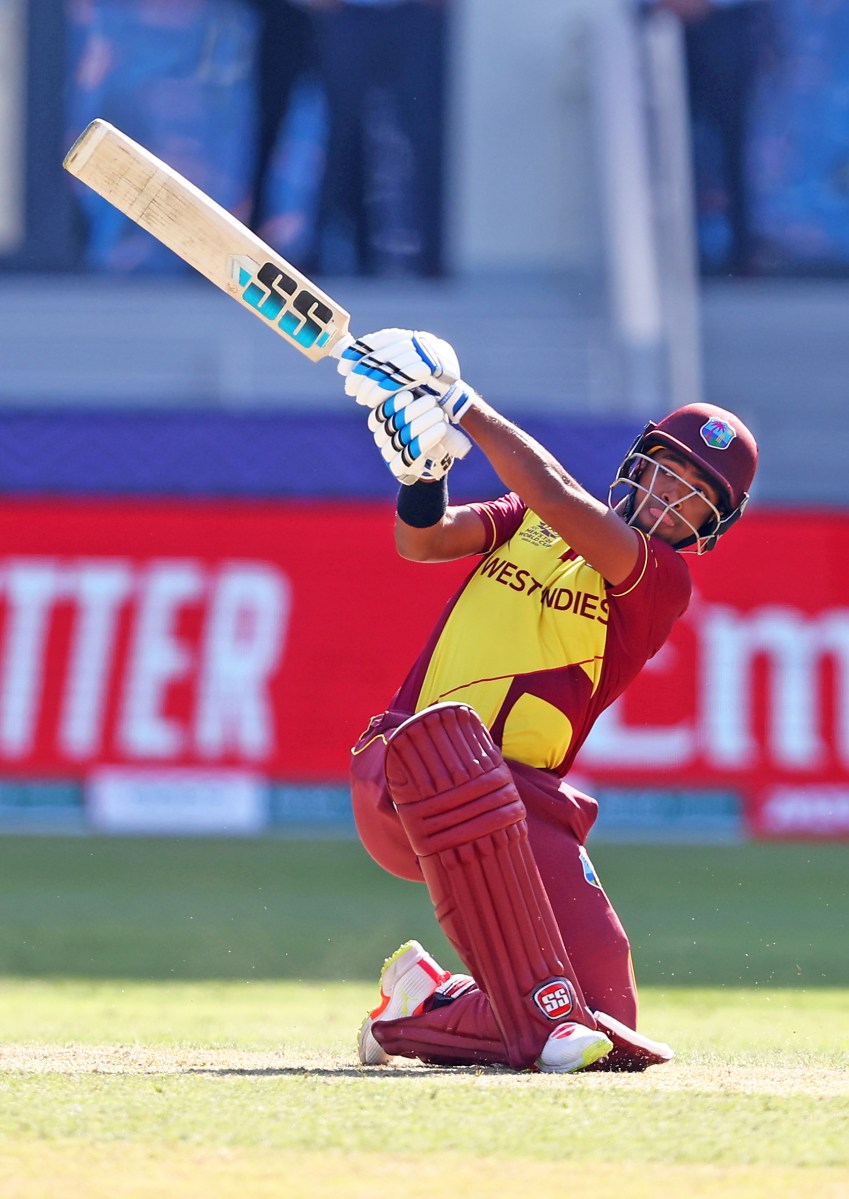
[632,449,723,546]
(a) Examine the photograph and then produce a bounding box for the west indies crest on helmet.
[610,402,758,553]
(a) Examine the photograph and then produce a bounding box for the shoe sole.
[358,1012,390,1066]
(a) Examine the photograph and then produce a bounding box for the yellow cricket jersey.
[392,493,691,776]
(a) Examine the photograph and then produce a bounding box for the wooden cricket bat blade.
[63,119,352,362]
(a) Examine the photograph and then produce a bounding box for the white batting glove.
[368,388,453,483]
[436,380,479,424]
[412,425,474,484]
[395,441,456,486]
[338,328,460,409]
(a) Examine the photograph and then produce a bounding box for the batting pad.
[385,702,594,1070]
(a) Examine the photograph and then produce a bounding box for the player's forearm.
[459,395,639,582]
[395,512,453,562]
[459,397,596,520]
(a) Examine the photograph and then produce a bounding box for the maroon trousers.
[351,710,638,1060]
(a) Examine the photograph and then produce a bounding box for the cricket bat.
[62,119,470,458]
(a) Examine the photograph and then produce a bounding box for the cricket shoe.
[534,1021,614,1074]
[358,940,451,1066]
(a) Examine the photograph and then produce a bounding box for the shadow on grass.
[185,1065,495,1078]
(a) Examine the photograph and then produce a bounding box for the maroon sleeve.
[603,532,692,690]
[467,492,527,553]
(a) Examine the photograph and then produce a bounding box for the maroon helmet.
[611,403,759,552]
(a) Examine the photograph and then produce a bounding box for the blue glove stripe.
[391,412,411,436]
[353,363,388,382]
[358,365,406,392]
[412,335,438,374]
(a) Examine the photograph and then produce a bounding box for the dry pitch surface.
[1,981,848,1199]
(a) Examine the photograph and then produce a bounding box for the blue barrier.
[0,409,636,502]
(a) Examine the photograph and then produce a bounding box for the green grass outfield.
[0,836,847,1199]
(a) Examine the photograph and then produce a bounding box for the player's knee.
[385,703,527,855]
[389,703,497,778]
[386,703,505,796]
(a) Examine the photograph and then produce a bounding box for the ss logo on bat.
[229,255,333,350]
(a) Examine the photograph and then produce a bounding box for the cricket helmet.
[610,403,758,553]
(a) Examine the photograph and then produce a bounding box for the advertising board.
[0,501,845,837]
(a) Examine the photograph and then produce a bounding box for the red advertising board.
[0,500,846,837]
[0,499,468,781]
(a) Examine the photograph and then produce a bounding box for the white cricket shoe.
[534,1021,614,1074]
[358,940,450,1066]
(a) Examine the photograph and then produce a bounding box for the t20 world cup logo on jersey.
[229,255,333,350]
[533,978,576,1020]
[700,417,737,450]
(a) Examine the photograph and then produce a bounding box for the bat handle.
[329,333,356,359]
[441,425,473,460]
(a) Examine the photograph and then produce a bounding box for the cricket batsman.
[339,329,758,1074]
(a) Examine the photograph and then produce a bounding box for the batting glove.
[338,328,460,409]
[398,424,474,484]
[368,389,453,483]
[436,380,478,424]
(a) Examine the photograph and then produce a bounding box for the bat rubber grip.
[442,425,473,460]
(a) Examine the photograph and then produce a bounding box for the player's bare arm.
[394,501,489,563]
[340,328,638,582]
[458,396,642,585]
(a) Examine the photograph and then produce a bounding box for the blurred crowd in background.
[65,0,449,277]
[10,0,843,280]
